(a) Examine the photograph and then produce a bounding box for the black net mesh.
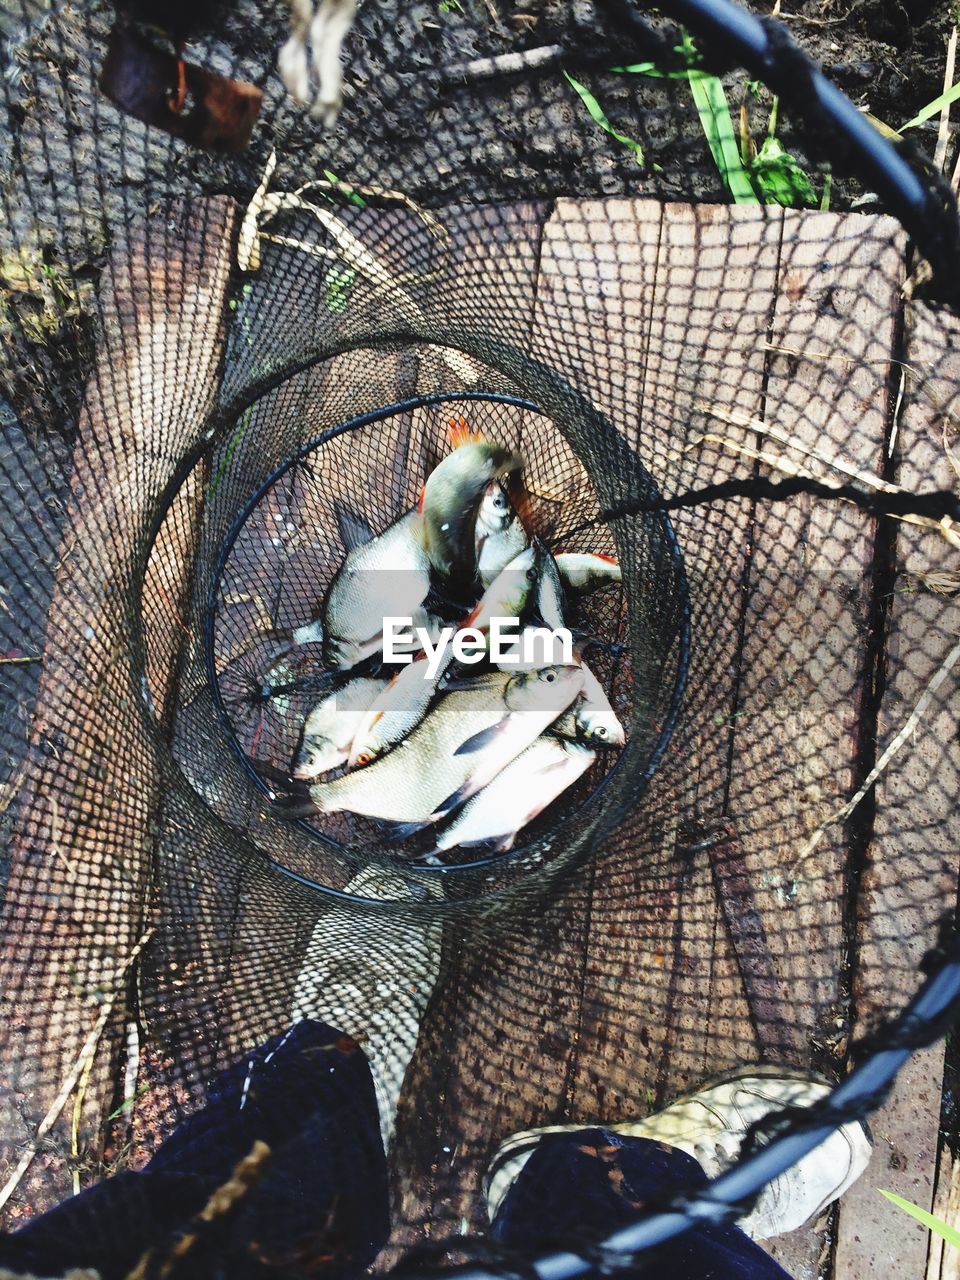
[1,1,960,1275]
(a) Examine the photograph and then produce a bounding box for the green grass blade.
[208,405,254,500]
[879,1189,960,1248]
[686,70,758,204]
[900,80,960,131]
[563,71,645,163]
[322,170,367,207]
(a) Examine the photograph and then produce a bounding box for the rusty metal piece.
[98,26,262,154]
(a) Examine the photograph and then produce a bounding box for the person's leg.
[0,864,441,1280]
[0,1021,388,1280]
[490,1128,791,1279]
[486,1068,872,1279]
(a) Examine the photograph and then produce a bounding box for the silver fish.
[477,478,528,588]
[435,736,596,852]
[292,675,389,780]
[347,648,455,768]
[463,544,539,638]
[554,551,622,593]
[322,506,433,670]
[303,663,584,832]
[419,440,523,583]
[551,659,626,747]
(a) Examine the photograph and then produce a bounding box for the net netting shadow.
[1,0,960,1275]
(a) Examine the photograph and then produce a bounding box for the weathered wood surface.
[3,195,953,1280]
[834,302,960,1279]
[724,212,906,1278]
[383,201,940,1280]
[0,198,235,1219]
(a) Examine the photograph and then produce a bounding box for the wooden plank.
[0,198,235,1218]
[529,200,781,1124]
[385,203,552,1258]
[835,301,960,1280]
[717,210,905,1279]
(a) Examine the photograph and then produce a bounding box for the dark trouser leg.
[491,1128,793,1280]
[0,1020,389,1280]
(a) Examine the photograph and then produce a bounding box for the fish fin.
[377,817,432,842]
[333,499,375,552]
[448,415,485,449]
[270,792,320,819]
[441,672,497,692]
[253,760,310,793]
[432,778,480,819]
[493,831,518,853]
[453,716,513,755]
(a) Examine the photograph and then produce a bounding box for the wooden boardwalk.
[367,201,960,1279]
[3,196,959,1280]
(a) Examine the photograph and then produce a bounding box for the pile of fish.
[265,419,626,857]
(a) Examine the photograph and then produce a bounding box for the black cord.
[558,473,960,543]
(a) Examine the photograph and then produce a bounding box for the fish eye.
[356,752,373,766]
[544,671,556,682]
[595,726,608,738]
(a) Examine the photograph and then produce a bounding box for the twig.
[888,363,907,458]
[241,152,484,386]
[935,27,958,176]
[788,634,960,875]
[0,654,40,664]
[292,177,451,243]
[445,45,563,82]
[0,927,156,1212]
[694,401,960,551]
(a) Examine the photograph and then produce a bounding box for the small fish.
[323,506,433,669]
[435,736,596,852]
[464,544,540,639]
[297,663,584,831]
[551,659,626,747]
[347,649,455,768]
[418,427,523,585]
[554,551,622,594]
[477,478,528,588]
[292,675,389,780]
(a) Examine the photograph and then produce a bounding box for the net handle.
[615,0,960,301]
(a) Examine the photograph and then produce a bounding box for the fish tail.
[378,817,432,842]
[270,792,320,820]
[447,414,485,449]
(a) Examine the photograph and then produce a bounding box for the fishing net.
[1,0,960,1274]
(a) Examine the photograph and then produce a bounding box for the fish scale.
[306,664,584,828]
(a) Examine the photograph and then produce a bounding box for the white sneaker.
[290,865,442,1154]
[483,1066,872,1240]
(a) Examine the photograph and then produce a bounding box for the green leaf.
[563,70,645,164]
[323,265,358,314]
[749,136,817,207]
[879,1189,960,1248]
[609,61,676,78]
[820,166,833,212]
[208,405,254,500]
[322,169,366,207]
[900,79,960,131]
[686,67,758,204]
